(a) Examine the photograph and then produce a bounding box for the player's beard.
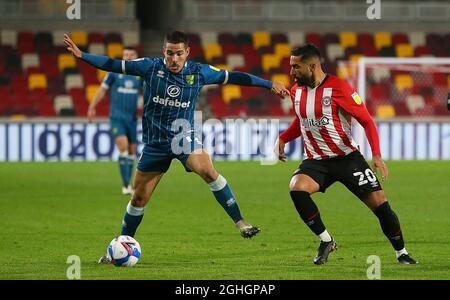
[295,73,314,87]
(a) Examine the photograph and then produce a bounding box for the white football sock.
[119,151,129,158]
[396,248,408,258]
[318,229,332,242]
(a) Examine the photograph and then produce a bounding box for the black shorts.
[293,151,382,200]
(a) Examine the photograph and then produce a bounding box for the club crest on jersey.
[167,85,181,97]
[185,75,195,86]
[322,96,332,106]
[125,80,133,88]
[352,92,363,105]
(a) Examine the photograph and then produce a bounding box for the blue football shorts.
[137,135,203,173]
[110,118,138,144]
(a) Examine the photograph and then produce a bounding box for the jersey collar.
[305,74,329,90]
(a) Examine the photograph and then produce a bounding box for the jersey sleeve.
[81,53,156,77]
[101,73,115,89]
[124,58,157,77]
[279,116,302,143]
[200,64,227,85]
[336,80,381,156]
[279,86,302,143]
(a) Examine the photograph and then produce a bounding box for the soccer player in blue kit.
[64,31,289,262]
[87,47,142,195]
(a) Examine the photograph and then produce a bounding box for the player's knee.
[289,178,314,193]
[289,174,321,194]
[197,168,218,183]
[363,190,386,211]
[130,192,147,208]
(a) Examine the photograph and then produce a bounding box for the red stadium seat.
[368,83,390,104]
[0,94,13,115]
[218,33,235,45]
[392,33,409,46]
[37,99,56,117]
[426,33,446,56]
[209,95,230,119]
[222,44,240,56]
[393,102,411,116]
[358,33,375,48]
[269,104,285,117]
[88,32,104,44]
[95,95,110,117]
[305,33,322,48]
[17,31,34,55]
[434,102,450,116]
[187,33,201,46]
[321,33,339,46]
[189,44,204,61]
[11,75,28,93]
[414,46,431,57]
[271,33,288,44]
[25,66,43,75]
[241,86,260,100]
[104,32,122,44]
[46,75,65,96]
[432,73,447,86]
[0,63,6,76]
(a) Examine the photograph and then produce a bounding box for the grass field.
[0,160,449,280]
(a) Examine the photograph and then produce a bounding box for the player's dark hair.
[164,30,189,46]
[123,46,136,52]
[291,44,321,62]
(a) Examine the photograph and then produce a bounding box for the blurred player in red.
[275,44,417,265]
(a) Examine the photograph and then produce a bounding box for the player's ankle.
[235,219,251,229]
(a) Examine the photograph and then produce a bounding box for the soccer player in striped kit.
[88,47,142,195]
[275,44,417,265]
[64,31,289,263]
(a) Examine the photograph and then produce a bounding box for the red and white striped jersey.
[280,74,381,160]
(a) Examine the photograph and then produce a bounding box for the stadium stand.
[0,30,449,118]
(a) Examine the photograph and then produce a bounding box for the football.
[107,235,141,267]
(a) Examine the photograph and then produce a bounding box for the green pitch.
[1,160,449,280]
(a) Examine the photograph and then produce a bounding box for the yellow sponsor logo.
[113,127,118,134]
[352,92,363,105]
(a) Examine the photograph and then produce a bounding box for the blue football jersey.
[101,72,142,121]
[121,58,228,145]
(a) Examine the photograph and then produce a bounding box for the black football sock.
[290,191,326,236]
[373,202,405,251]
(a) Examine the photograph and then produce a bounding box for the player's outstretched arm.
[227,71,289,98]
[64,34,150,76]
[64,34,123,73]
